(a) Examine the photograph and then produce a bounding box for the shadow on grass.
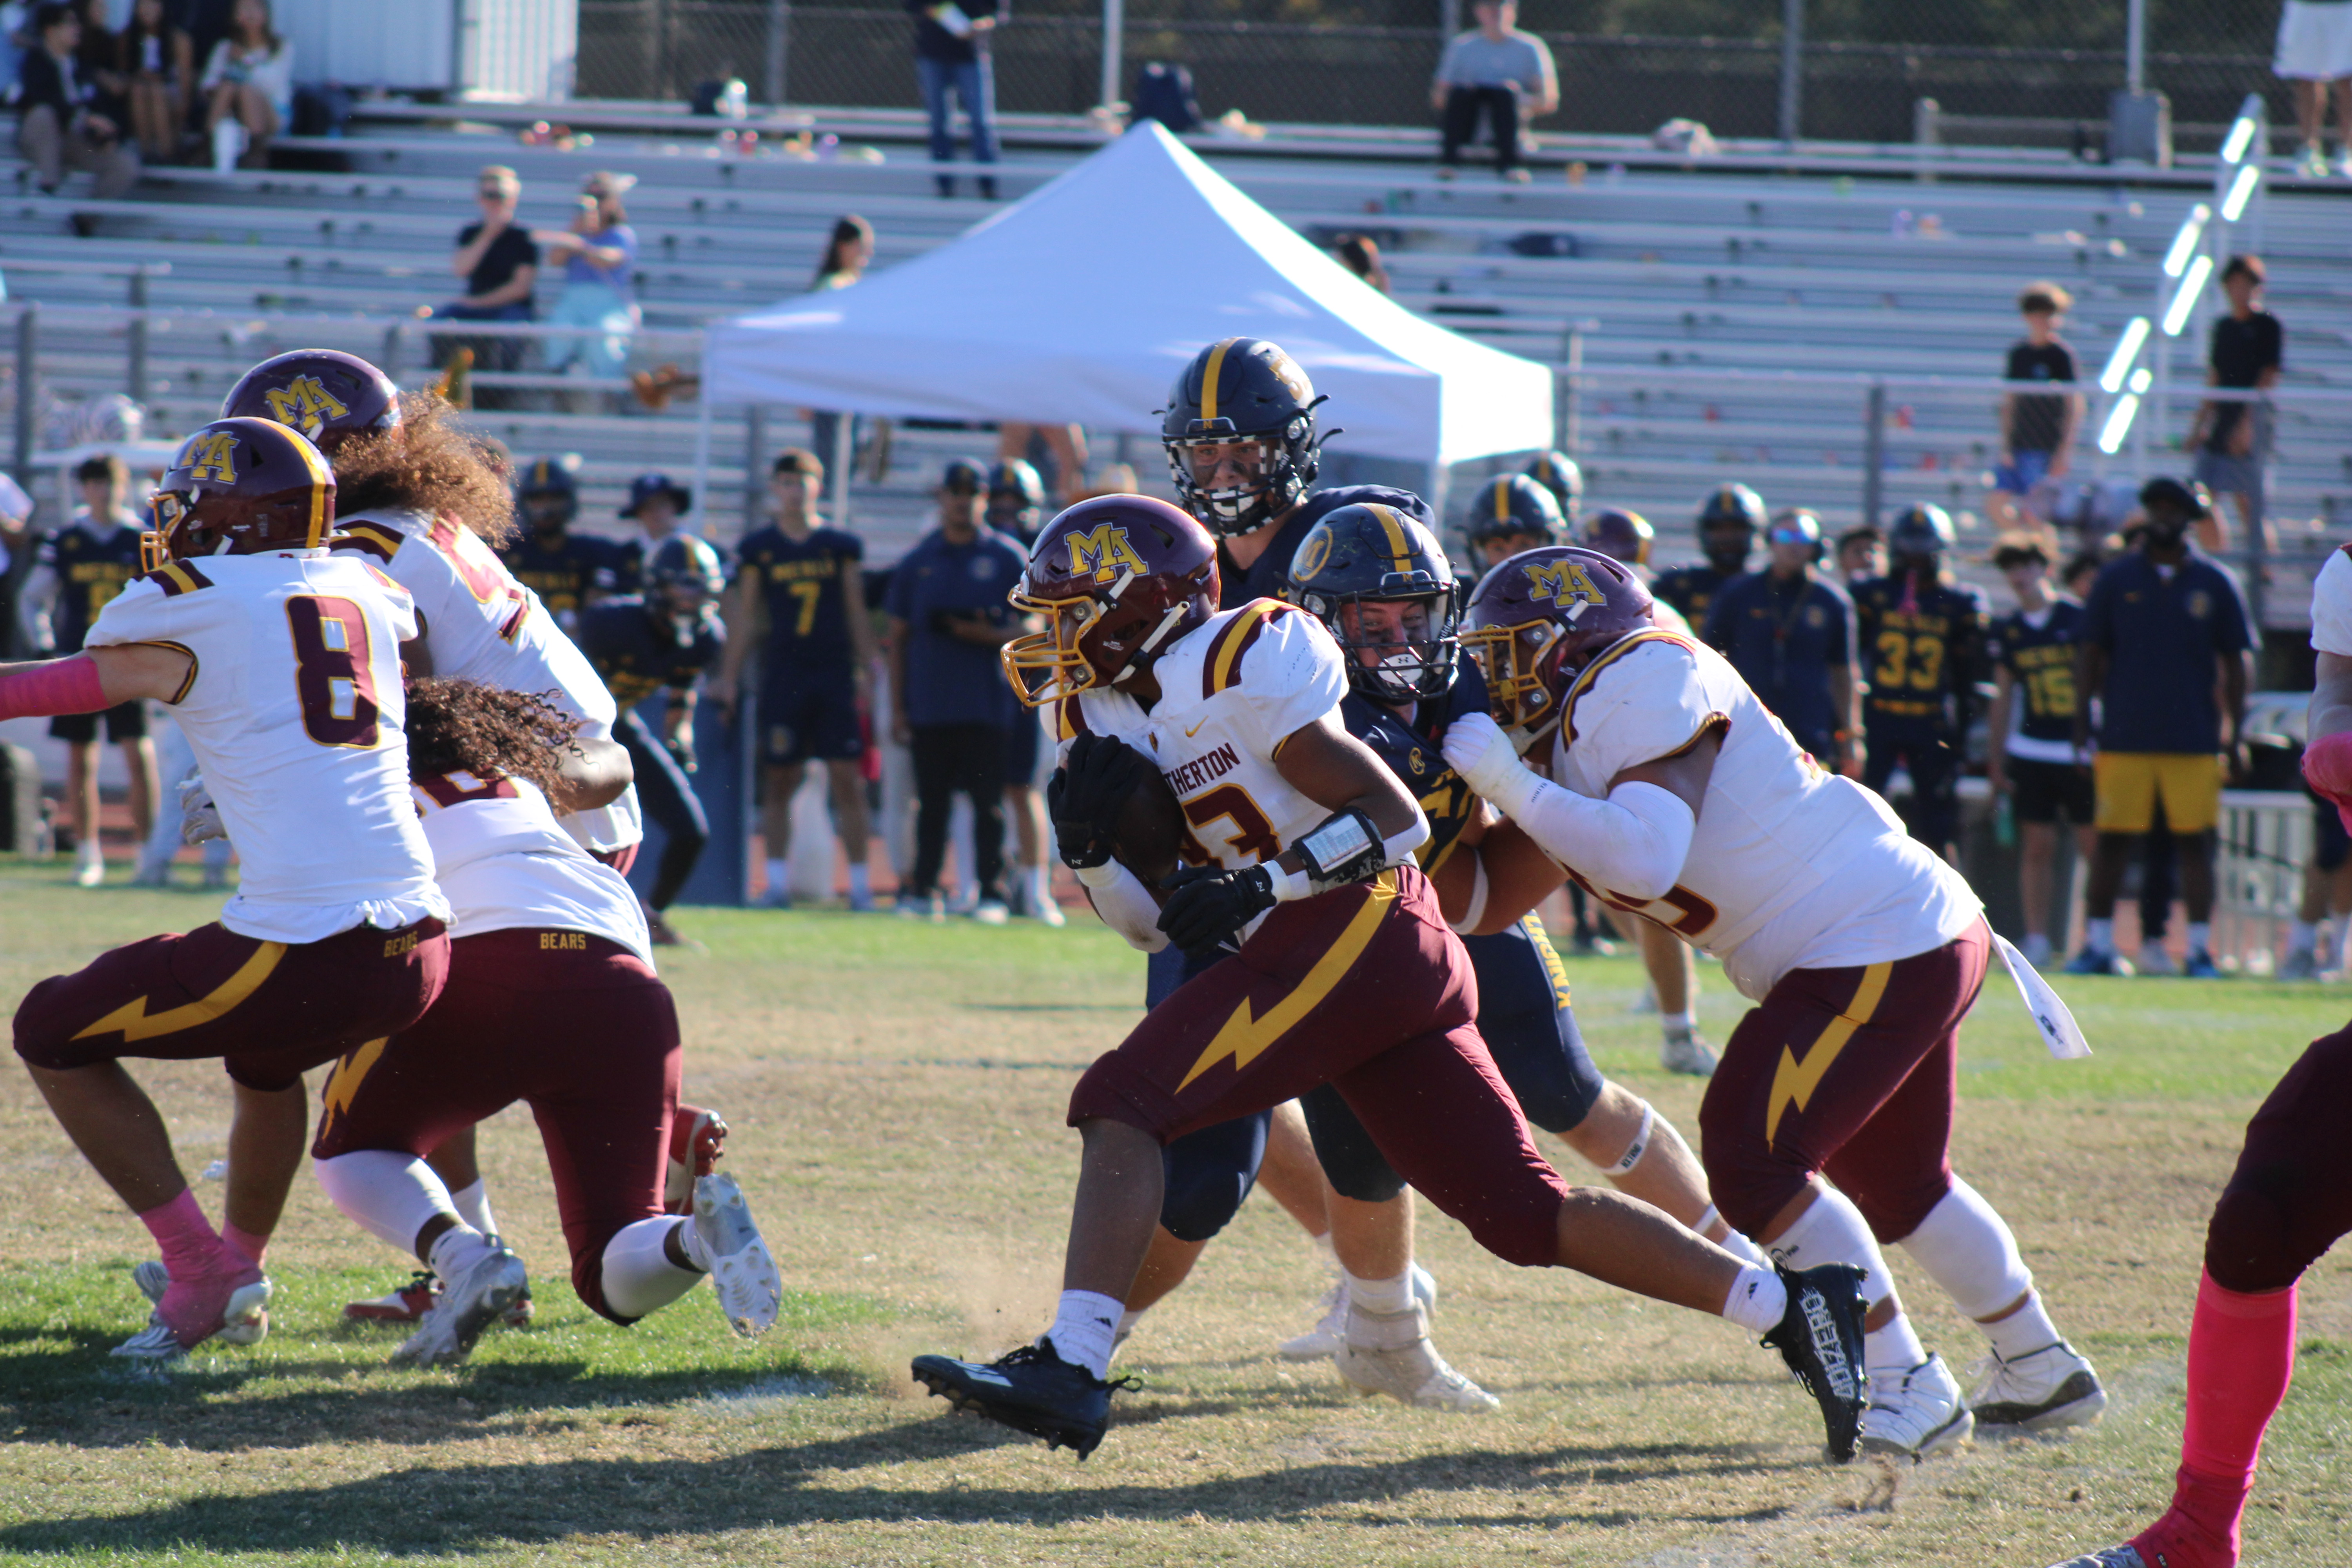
[0,1422,1799,1550]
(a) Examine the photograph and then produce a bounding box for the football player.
[1579,506,1653,576]
[1850,505,1987,864]
[1652,483,1764,633]
[2040,546,2352,1568]
[608,472,692,595]
[499,457,618,630]
[1448,544,2105,1459]
[1984,536,2095,968]
[4,418,453,1357]
[708,449,877,913]
[1523,450,1583,529]
[577,535,728,946]
[910,495,1874,1462]
[1462,474,1564,584]
[987,458,1048,547]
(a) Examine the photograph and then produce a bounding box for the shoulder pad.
[1198,599,1307,700]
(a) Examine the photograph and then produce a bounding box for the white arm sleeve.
[1075,860,1170,953]
[1484,770,1695,902]
[2312,550,2352,657]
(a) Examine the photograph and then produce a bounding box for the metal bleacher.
[2,102,2345,598]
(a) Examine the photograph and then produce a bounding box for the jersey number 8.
[287,594,383,748]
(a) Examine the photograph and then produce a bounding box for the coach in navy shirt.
[2067,478,2253,978]
[885,458,1033,922]
[1702,509,1860,770]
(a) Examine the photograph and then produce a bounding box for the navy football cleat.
[1760,1261,1871,1463]
[911,1341,1135,1459]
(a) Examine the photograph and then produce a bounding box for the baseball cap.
[941,458,987,494]
[621,472,691,517]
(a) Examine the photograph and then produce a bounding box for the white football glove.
[1443,711,1535,806]
[177,771,226,846]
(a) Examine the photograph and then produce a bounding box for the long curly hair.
[332,393,519,546]
[403,678,579,799]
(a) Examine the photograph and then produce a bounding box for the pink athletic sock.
[221,1224,269,1269]
[137,1189,224,1281]
[2133,1270,2299,1568]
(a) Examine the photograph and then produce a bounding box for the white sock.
[764,857,789,897]
[1043,1289,1123,1379]
[2188,921,2212,955]
[1865,1312,1929,1379]
[1981,1291,2064,1362]
[600,1217,704,1318]
[1345,1268,1416,1315]
[1661,1009,1696,1036]
[1766,1188,1895,1309]
[847,862,871,900]
[315,1151,462,1257]
[1720,1264,1786,1334]
[446,1178,497,1239]
[2086,916,2114,953]
[1895,1179,2033,1319]
[1697,1207,1768,1268]
[1114,1307,1146,1341]
[2290,919,2319,956]
[426,1223,495,1283]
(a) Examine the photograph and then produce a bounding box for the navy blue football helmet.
[1287,501,1461,704]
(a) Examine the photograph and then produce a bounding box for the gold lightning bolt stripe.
[1176,872,1396,1094]
[71,942,288,1043]
[320,1037,389,1122]
[1764,960,1893,1147]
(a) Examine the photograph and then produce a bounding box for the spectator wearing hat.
[610,472,694,596]
[883,458,1033,922]
[710,449,878,913]
[1987,281,2081,537]
[908,0,999,200]
[2066,478,2253,978]
[535,171,640,405]
[2187,255,2282,552]
[1702,508,1862,775]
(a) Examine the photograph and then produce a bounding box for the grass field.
[2,862,2349,1567]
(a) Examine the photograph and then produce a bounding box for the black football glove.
[1156,864,1278,960]
[1050,732,1149,870]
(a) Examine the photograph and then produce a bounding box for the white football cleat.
[114,1269,271,1360]
[2043,1550,2146,1568]
[1660,1023,1719,1076]
[1280,1264,1438,1361]
[72,840,106,887]
[132,1259,267,1346]
[694,1172,783,1338]
[1859,1353,1973,1458]
[1967,1340,2107,1431]
[392,1247,526,1368]
[1334,1299,1499,1412]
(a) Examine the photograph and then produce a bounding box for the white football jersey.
[1546,629,1980,999]
[410,769,652,964]
[1059,600,1348,935]
[2310,547,2352,657]
[333,507,641,855]
[88,551,448,944]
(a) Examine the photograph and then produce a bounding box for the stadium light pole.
[1101,0,1124,109]
[2125,0,2146,96]
[1779,0,1803,148]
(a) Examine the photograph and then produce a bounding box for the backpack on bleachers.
[1131,63,1200,134]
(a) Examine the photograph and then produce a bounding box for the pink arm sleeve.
[0,657,109,722]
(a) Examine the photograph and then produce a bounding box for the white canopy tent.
[690,120,1554,514]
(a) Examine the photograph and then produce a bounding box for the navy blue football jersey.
[1651,561,1737,635]
[1986,597,2086,747]
[499,531,619,622]
[1851,573,1988,730]
[576,596,724,708]
[36,516,146,653]
[1339,651,1490,878]
[734,523,864,671]
[1220,485,1433,609]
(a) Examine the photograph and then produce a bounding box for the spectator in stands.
[198,0,289,170]
[428,164,539,406]
[806,215,875,476]
[16,4,140,227]
[883,458,1031,923]
[536,170,641,408]
[909,0,998,200]
[1333,234,1391,294]
[1703,508,1861,776]
[73,0,123,132]
[116,0,191,166]
[1432,0,1557,184]
[610,471,690,595]
[18,454,160,886]
[1833,523,1884,587]
[2276,0,2352,176]
[1987,281,2081,536]
[2187,255,2282,552]
[2066,477,2253,979]
[1985,536,2096,968]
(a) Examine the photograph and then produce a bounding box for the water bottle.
[1994,793,2016,849]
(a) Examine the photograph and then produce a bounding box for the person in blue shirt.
[710,449,878,913]
[535,171,639,397]
[1702,508,1861,774]
[499,456,620,632]
[2065,479,2254,978]
[576,536,728,947]
[883,458,1032,922]
[1851,504,1988,863]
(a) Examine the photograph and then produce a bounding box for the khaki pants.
[17,105,142,200]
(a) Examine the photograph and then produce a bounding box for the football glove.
[1049,732,1149,870]
[177,771,225,846]
[1156,863,1278,960]
[1442,711,1532,802]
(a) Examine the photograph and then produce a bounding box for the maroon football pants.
[2205,1021,2352,1294]
[1069,866,1573,1267]
[14,917,449,1091]
[311,929,681,1323]
[1699,919,1991,1243]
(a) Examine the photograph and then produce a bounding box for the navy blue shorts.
[50,701,147,745]
[758,668,862,766]
[1004,706,1042,786]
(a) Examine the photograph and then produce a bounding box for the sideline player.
[709,448,877,912]
[911,495,1873,1461]
[1653,484,1764,634]
[1450,544,2104,1458]
[303,679,779,1366]
[1462,474,1563,584]
[2040,544,2352,1568]
[1524,450,1582,528]
[578,535,728,944]
[499,457,615,630]
[1851,505,1986,863]
[5,417,452,1356]
[1984,536,2094,968]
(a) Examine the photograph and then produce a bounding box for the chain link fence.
[577,0,2301,150]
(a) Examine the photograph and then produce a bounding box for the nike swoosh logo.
[1184,721,1206,738]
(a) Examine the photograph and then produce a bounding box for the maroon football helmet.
[142,417,337,572]
[1579,507,1655,568]
[1461,545,1655,744]
[221,349,403,456]
[1002,495,1220,707]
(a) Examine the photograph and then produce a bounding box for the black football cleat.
[1760,1261,1870,1463]
[911,1341,1134,1459]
